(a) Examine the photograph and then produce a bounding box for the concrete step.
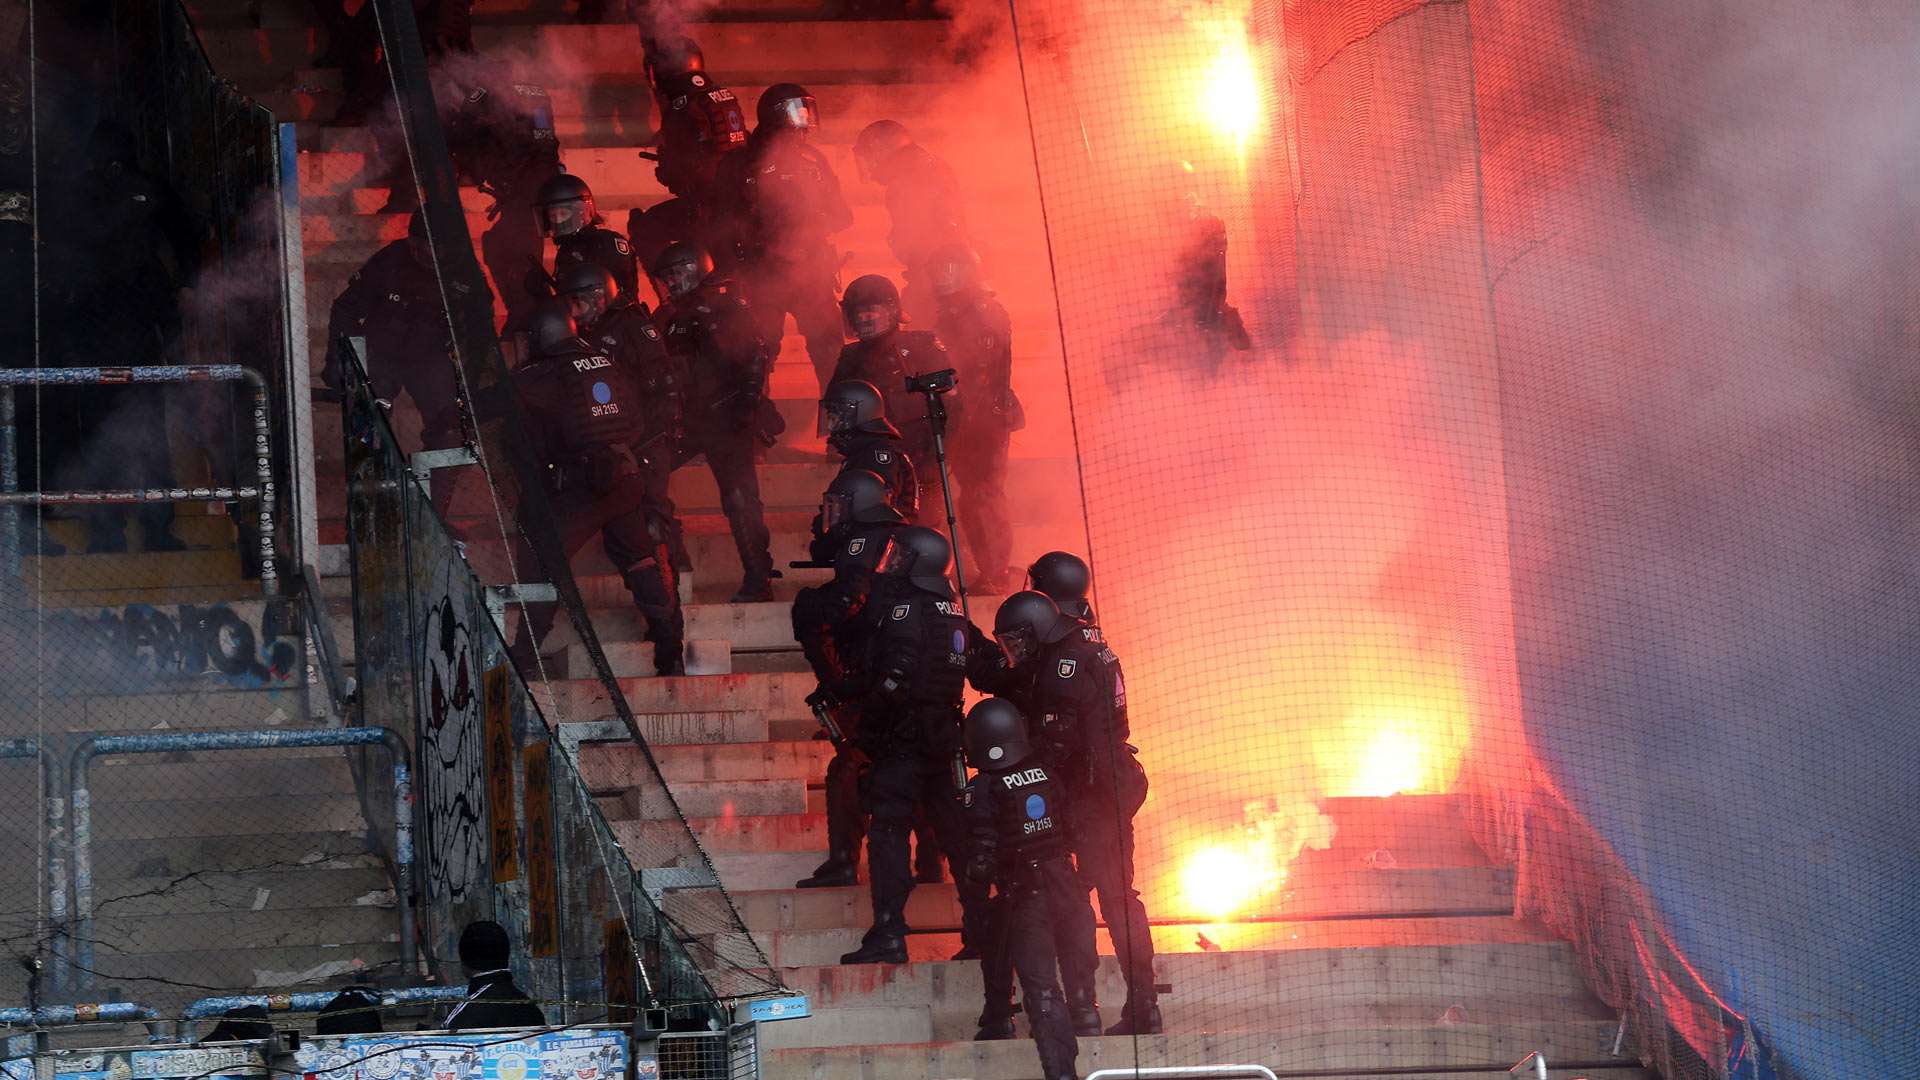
[584,739,832,787]
[20,549,246,592]
[764,1016,1632,1078]
[87,831,379,883]
[549,670,816,728]
[539,638,732,679]
[758,1004,931,1051]
[89,753,356,800]
[76,794,371,842]
[600,776,809,821]
[78,940,405,994]
[90,903,397,956]
[0,686,315,734]
[563,709,773,747]
[723,914,1570,973]
[86,864,395,916]
[705,851,832,893]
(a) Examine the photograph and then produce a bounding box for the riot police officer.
[821,380,918,522]
[829,274,951,502]
[928,245,1020,591]
[643,36,747,203]
[1027,551,1094,624]
[650,241,782,602]
[992,590,1159,1034]
[962,698,1081,1080]
[322,209,463,516]
[791,468,908,889]
[444,75,563,332]
[852,120,969,324]
[712,83,853,392]
[538,173,640,306]
[835,527,989,964]
[499,304,684,676]
[557,261,690,571]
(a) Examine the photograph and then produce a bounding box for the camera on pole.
[905,368,968,618]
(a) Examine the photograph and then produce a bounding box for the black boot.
[795,853,858,889]
[1026,989,1082,1080]
[972,1011,1016,1041]
[1104,995,1161,1036]
[839,917,907,965]
[1067,988,1102,1036]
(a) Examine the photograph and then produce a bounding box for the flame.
[1179,843,1272,921]
[1197,18,1262,152]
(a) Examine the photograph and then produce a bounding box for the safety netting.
[1004,0,1919,1077]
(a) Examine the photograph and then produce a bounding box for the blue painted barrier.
[176,985,466,1040]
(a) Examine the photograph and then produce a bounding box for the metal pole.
[1086,1068,1280,1080]
[176,985,463,1041]
[1,384,18,593]
[67,727,414,994]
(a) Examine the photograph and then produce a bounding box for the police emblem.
[891,604,911,621]
[1056,658,1078,679]
[847,537,866,556]
[875,451,891,464]
[691,74,708,88]
[614,237,631,255]
[643,326,660,340]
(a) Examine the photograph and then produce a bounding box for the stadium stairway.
[171,2,1655,1077]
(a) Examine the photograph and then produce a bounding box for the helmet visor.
[545,197,588,236]
[850,305,895,341]
[822,397,861,437]
[656,261,704,299]
[564,284,609,325]
[930,257,971,297]
[995,627,1038,669]
[821,492,852,533]
[876,539,917,578]
[770,96,818,132]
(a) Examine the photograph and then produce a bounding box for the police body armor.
[513,341,650,494]
[837,432,918,522]
[968,760,1070,876]
[1033,623,1142,799]
[588,300,685,456]
[447,80,560,192]
[656,277,775,434]
[854,578,970,755]
[728,136,845,268]
[556,225,639,303]
[654,70,748,196]
[830,330,950,455]
[937,291,1024,431]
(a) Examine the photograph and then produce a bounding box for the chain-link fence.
[1006,0,1916,1078]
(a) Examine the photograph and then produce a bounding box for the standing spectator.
[444,920,545,1030]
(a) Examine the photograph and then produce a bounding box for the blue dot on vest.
[952,629,967,653]
[1025,794,1046,820]
[592,381,613,404]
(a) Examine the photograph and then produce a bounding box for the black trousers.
[982,852,1099,1016]
[862,741,988,944]
[1069,770,1156,1001]
[682,425,772,587]
[949,415,1012,583]
[742,265,843,394]
[508,473,683,675]
[984,859,1081,1079]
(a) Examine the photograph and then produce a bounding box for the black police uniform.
[444,968,546,1030]
[554,223,639,312]
[583,297,692,572]
[828,330,952,501]
[875,142,968,324]
[502,335,685,676]
[837,431,918,522]
[713,129,853,391]
[936,287,1020,588]
[1029,621,1157,1029]
[655,274,779,596]
[651,69,748,200]
[836,576,990,962]
[445,78,563,332]
[964,761,1081,1078]
[626,197,724,294]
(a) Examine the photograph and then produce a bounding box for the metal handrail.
[1090,1060,1282,1068]
[298,562,355,722]
[177,985,465,1040]
[0,364,280,596]
[67,728,415,994]
[0,1002,168,1042]
[0,741,67,998]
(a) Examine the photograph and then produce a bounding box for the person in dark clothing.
[539,173,639,307]
[643,36,747,206]
[928,245,1020,592]
[1027,551,1094,624]
[852,120,969,325]
[1165,169,1251,370]
[834,526,989,965]
[316,986,385,1035]
[992,590,1159,1035]
[322,209,464,516]
[42,121,196,553]
[327,0,474,130]
[443,75,562,332]
[711,84,853,392]
[558,260,690,574]
[496,304,685,677]
[962,697,1082,1079]
[821,379,918,522]
[829,275,951,503]
[445,920,546,1030]
[651,241,782,602]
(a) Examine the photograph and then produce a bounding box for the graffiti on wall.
[26,602,301,692]
[419,567,488,915]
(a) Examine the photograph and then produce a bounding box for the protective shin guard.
[1024,990,1081,1080]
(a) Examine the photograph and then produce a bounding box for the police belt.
[548,445,639,495]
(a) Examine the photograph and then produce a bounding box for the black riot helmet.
[926,243,982,299]
[993,590,1071,669]
[821,379,895,445]
[821,468,901,531]
[853,119,914,183]
[556,261,618,324]
[536,172,596,237]
[965,697,1034,771]
[645,36,705,85]
[756,83,819,135]
[1027,551,1091,619]
[649,241,714,300]
[529,302,586,360]
[841,274,901,342]
[891,525,956,598]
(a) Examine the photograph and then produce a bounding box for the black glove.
[964,852,996,888]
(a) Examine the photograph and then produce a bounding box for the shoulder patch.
[846,537,866,556]
[874,450,891,464]
[466,87,487,104]
[1056,658,1078,679]
[614,236,632,255]
[690,74,708,88]
[891,603,911,621]
[642,326,660,340]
